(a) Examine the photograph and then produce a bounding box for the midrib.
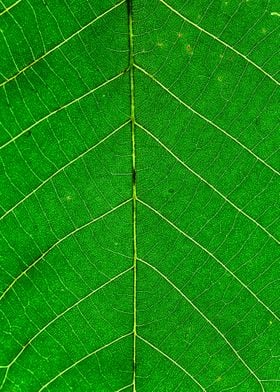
[128,0,137,391]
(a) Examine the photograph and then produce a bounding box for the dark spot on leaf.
[186,44,193,55]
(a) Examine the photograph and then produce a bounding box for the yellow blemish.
[156,41,164,48]
[177,32,183,38]
[217,75,223,82]
[261,27,267,34]
[186,44,193,55]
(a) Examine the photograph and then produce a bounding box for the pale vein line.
[38,332,133,391]
[0,198,132,301]
[2,267,132,371]
[0,71,125,150]
[138,259,264,391]
[137,198,279,322]
[115,383,134,392]
[0,0,21,17]
[128,2,137,391]
[134,64,280,177]
[138,335,206,391]
[260,379,280,382]
[0,0,126,87]
[0,121,130,221]
[160,0,279,86]
[136,122,279,244]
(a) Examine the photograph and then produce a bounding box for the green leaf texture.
[0,0,279,391]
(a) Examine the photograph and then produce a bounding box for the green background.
[0,0,279,391]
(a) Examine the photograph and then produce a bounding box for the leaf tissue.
[0,0,279,391]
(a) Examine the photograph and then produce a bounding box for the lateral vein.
[37,332,133,392]
[0,121,130,221]
[137,198,279,322]
[136,122,279,245]
[3,267,133,371]
[138,258,264,391]
[134,64,279,177]
[0,199,132,302]
[0,0,21,17]
[160,0,279,86]
[0,0,126,87]
[138,335,206,391]
[0,71,125,150]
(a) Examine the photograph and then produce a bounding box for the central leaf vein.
[128,1,137,390]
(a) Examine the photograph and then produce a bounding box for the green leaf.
[0,0,279,391]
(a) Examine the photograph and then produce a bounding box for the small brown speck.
[186,44,193,55]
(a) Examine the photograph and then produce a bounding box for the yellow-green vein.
[128,1,137,390]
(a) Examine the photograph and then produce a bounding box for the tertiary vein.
[0,71,125,149]
[0,267,132,389]
[160,0,279,86]
[0,199,132,302]
[0,121,130,221]
[134,64,279,177]
[137,198,279,322]
[0,0,21,17]
[136,122,279,244]
[138,258,264,391]
[138,335,206,391]
[37,332,133,392]
[0,0,126,87]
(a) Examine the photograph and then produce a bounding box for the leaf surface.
[0,0,279,391]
